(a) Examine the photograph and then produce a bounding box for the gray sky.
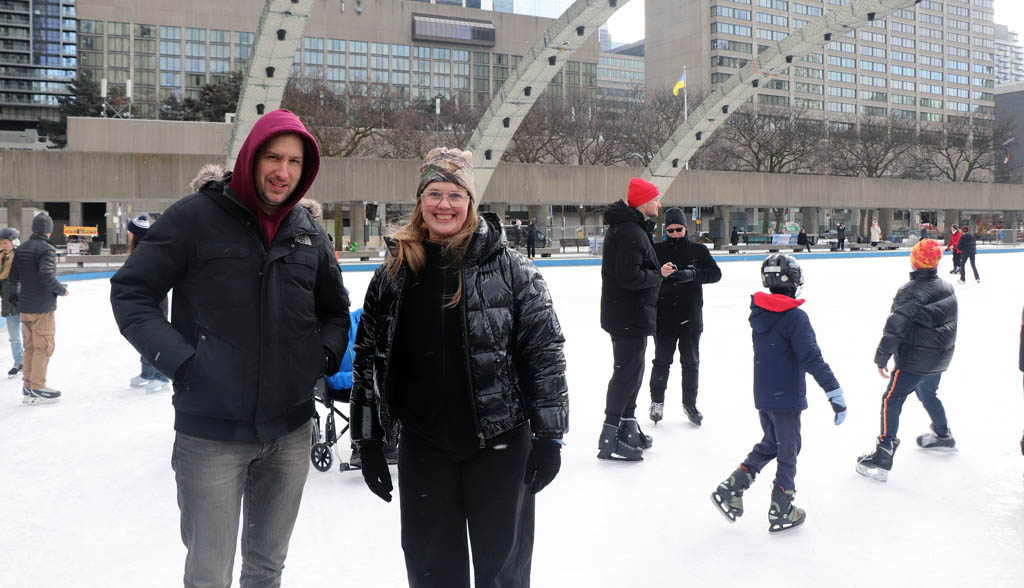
[607,0,1024,45]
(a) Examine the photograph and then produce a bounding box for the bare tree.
[504,96,570,164]
[282,78,392,157]
[918,116,1012,182]
[826,117,919,178]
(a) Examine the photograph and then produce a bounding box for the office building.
[76,0,601,119]
[0,0,78,132]
[598,41,645,100]
[646,0,997,123]
[995,23,1024,85]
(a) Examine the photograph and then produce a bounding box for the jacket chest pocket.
[196,242,256,310]
[279,249,318,293]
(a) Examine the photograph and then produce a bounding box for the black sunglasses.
[665,227,685,234]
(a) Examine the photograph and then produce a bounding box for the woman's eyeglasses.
[421,190,469,206]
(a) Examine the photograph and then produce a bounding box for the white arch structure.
[466,0,635,198]
[643,0,922,193]
[226,0,314,168]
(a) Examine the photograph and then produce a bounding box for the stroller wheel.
[311,443,333,472]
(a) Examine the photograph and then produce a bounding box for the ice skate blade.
[710,493,739,523]
[23,396,60,406]
[855,463,888,482]
[917,444,958,453]
[768,517,805,534]
[340,462,361,472]
[597,450,643,462]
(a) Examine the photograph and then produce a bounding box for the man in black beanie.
[648,207,721,426]
[10,211,68,404]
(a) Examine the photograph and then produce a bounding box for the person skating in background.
[11,212,68,404]
[856,239,957,483]
[957,225,980,284]
[0,227,22,379]
[797,227,811,252]
[526,218,537,259]
[598,177,675,461]
[648,207,721,427]
[870,220,882,247]
[350,147,567,588]
[110,109,351,587]
[124,213,170,393]
[836,222,846,251]
[730,226,740,247]
[945,224,961,275]
[710,254,846,533]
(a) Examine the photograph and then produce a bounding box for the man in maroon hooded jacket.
[111,110,350,587]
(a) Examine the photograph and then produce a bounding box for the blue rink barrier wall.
[53,247,1024,281]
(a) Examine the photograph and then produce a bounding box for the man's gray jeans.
[171,421,312,588]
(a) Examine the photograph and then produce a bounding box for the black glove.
[672,265,697,284]
[359,440,393,503]
[523,439,562,494]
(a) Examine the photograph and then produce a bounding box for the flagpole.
[683,66,689,170]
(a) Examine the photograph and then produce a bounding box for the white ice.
[2,251,1022,588]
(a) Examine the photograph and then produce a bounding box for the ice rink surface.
[2,251,1022,588]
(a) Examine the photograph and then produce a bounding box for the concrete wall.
[2,149,1022,211]
[67,118,230,156]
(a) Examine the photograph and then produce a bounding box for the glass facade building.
[994,23,1024,85]
[0,0,78,129]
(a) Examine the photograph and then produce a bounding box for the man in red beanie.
[856,238,958,482]
[110,109,351,587]
[597,177,675,461]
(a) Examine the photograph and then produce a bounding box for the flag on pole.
[1004,152,1011,166]
[673,70,687,96]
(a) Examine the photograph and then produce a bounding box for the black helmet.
[0,227,20,242]
[761,254,804,293]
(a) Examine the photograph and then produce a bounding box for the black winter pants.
[604,334,647,424]
[526,241,536,258]
[398,425,535,588]
[959,253,979,281]
[837,237,845,250]
[649,329,701,406]
[742,411,802,492]
[950,250,962,272]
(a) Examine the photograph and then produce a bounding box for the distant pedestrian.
[710,254,846,533]
[730,226,740,247]
[124,213,170,393]
[0,227,22,379]
[797,228,811,252]
[836,222,846,251]
[870,220,882,246]
[920,226,928,240]
[856,239,957,482]
[945,224,962,274]
[526,218,537,259]
[957,225,979,283]
[10,212,68,404]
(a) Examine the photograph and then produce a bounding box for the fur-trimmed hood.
[189,163,229,194]
[299,198,323,220]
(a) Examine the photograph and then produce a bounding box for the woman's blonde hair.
[386,195,479,307]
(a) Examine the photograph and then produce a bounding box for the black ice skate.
[768,484,805,533]
[619,417,653,449]
[683,404,703,427]
[649,402,664,425]
[916,426,956,451]
[710,465,754,522]
[597,423,643,462]
[7,363,21,378]
[856,438,899,482]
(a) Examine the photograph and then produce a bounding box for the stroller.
[310,377,356,472]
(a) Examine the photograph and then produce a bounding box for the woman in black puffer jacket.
[350,148,568,588]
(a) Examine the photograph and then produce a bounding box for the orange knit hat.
[910,238,942,269]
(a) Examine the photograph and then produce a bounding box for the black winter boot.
[856,438,900,482]
[619,417,653,449]
[597,423,644,462]
[768,483,806,533]
[711,465,754,522]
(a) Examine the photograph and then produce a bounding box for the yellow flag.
[672,70,686,96]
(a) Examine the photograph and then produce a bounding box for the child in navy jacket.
[711,254,846,533]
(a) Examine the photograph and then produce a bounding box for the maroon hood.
[752,291,805,312]
[228,109,320,244]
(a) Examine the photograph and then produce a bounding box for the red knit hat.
[627,177,659,207]
[911,238,942,270]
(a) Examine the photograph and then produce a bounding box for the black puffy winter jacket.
[10,234,66,314]
[874,268,957,374]
[600,200,662,336]
[350,213,569,446]
[653,236,722,334]
[110,169,350,443]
